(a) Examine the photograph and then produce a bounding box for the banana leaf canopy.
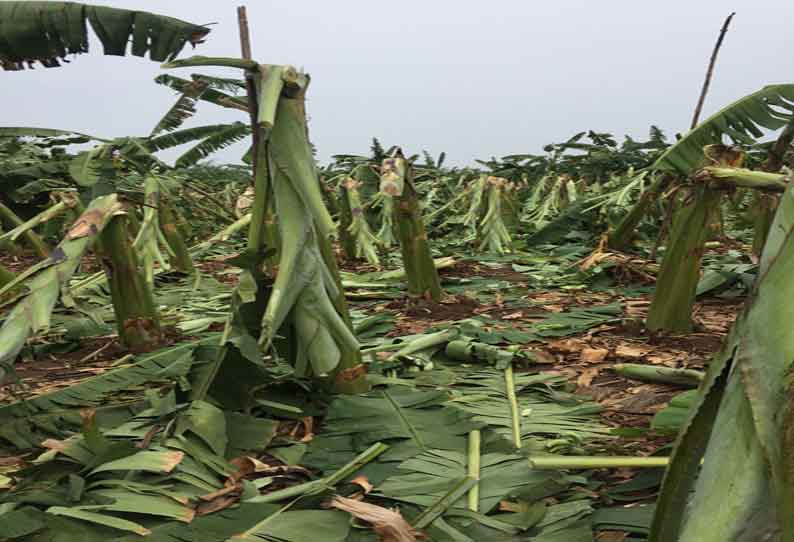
[0,1,210,70]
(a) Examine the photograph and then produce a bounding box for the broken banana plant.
[478,176,517,254]
[380,150,443,301]
[340,175,381,266]
[647,145,740,333]
[162,56,368,395]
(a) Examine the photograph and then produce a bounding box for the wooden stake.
[237,6,260,179]
[690,12,736,129]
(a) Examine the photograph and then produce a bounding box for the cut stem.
[0,201,49,258]
[505,364,522,449]
[529,456,670,469]
[614,363,704,388]
[467,430,481,512]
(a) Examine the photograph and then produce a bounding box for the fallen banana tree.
[0,194,124,383]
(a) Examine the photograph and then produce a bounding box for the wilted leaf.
[581,348,608,363]
[330,495,425,542]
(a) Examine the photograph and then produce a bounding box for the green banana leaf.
[652,84,794,174]
[0,1,209,70]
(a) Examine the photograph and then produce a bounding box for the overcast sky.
[3,1,793,166]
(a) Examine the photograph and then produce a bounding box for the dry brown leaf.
[596,531,629,541]
[577,367,601,388]
[40,439,69,452]
[199,483,241,502]
[502,311,524,320]
[548,339,586,353]
[65,209,105,240]
[614,344,650,358]
[351,475,374,494]
[580,348,608,363]
[498,501,522,513]
[647,353,679,365]
[528,348,556,364]
[195,493,239,516]
[157,451,185,473]
[329,496,426,542]
[0,455,27,467]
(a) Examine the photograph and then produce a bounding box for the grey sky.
[3,1,793,166]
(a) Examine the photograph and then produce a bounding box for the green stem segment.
[614,363,704,388]
[0,263,17,298]
[247,442,388,503]
[413,476,478,529]
[700,166,788,192]
[608,173,675,250]
[467,430,481,512]
[505,365,523,450]
[162,55,259,70]
[529,456,670,469]
[0,201,50,258]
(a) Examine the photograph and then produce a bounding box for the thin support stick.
[690,12,736,129]
[237,6,260,180]
[237,6,252,60]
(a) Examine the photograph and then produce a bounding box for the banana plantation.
[1,3,793,542]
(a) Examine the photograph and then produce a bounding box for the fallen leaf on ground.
[577,367,601,388]
[614,344,650,358]
[581,348,608,363]
[351,475,374,494]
